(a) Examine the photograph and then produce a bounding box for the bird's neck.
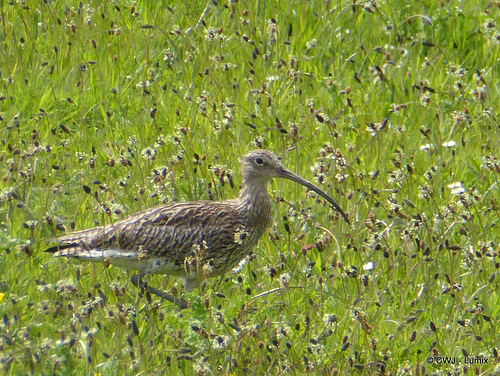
[238,180,273,224]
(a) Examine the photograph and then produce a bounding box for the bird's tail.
[45,226,109,247]
[45,242,81,254]
[45,241,110,261]
[45,226,111,261]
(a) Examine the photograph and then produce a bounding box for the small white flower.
[127,136,137,146]
[420,92,431,106]
[418,184,432,201]
[75,151,87,162]
[204,27,226,42]
[279,273,291,288]
[335,173,348,182]
[420,143,433,151]
[306,38,317,49]
[155,134,166,147]
[452,110,468,124]
[363,262,375,271]
[442,140,456,148]
[212,334,230,350]
[323,314,337,325]
[135,81,151,89]
[141,147,156,160]
[447,182,465,195]
[231,258,247,273]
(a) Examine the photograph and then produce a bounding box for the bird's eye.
[255,158,264,165]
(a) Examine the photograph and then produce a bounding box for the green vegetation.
[1,0,499,374]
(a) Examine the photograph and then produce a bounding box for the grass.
[0,0,499,374]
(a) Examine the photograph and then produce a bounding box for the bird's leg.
[130,274,189,310]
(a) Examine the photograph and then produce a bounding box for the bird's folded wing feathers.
[45,201,243,259]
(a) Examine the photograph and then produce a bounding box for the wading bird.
[46,150,349,307]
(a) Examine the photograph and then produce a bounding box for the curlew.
[45,150,349,307]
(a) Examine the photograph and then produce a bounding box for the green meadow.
[1,0,499,374]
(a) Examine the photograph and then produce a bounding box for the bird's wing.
[45,200,250,267]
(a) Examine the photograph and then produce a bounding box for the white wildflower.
[447,182,465,195]
[442,140,456,148]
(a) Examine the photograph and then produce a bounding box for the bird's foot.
[130,275,189,310]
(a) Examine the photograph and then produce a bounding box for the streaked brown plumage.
[46,150,349,293]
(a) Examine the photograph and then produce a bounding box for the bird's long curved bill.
[279,168,350,225]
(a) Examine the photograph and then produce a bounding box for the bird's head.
[240,149,350,224]
[240,149,285,183]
